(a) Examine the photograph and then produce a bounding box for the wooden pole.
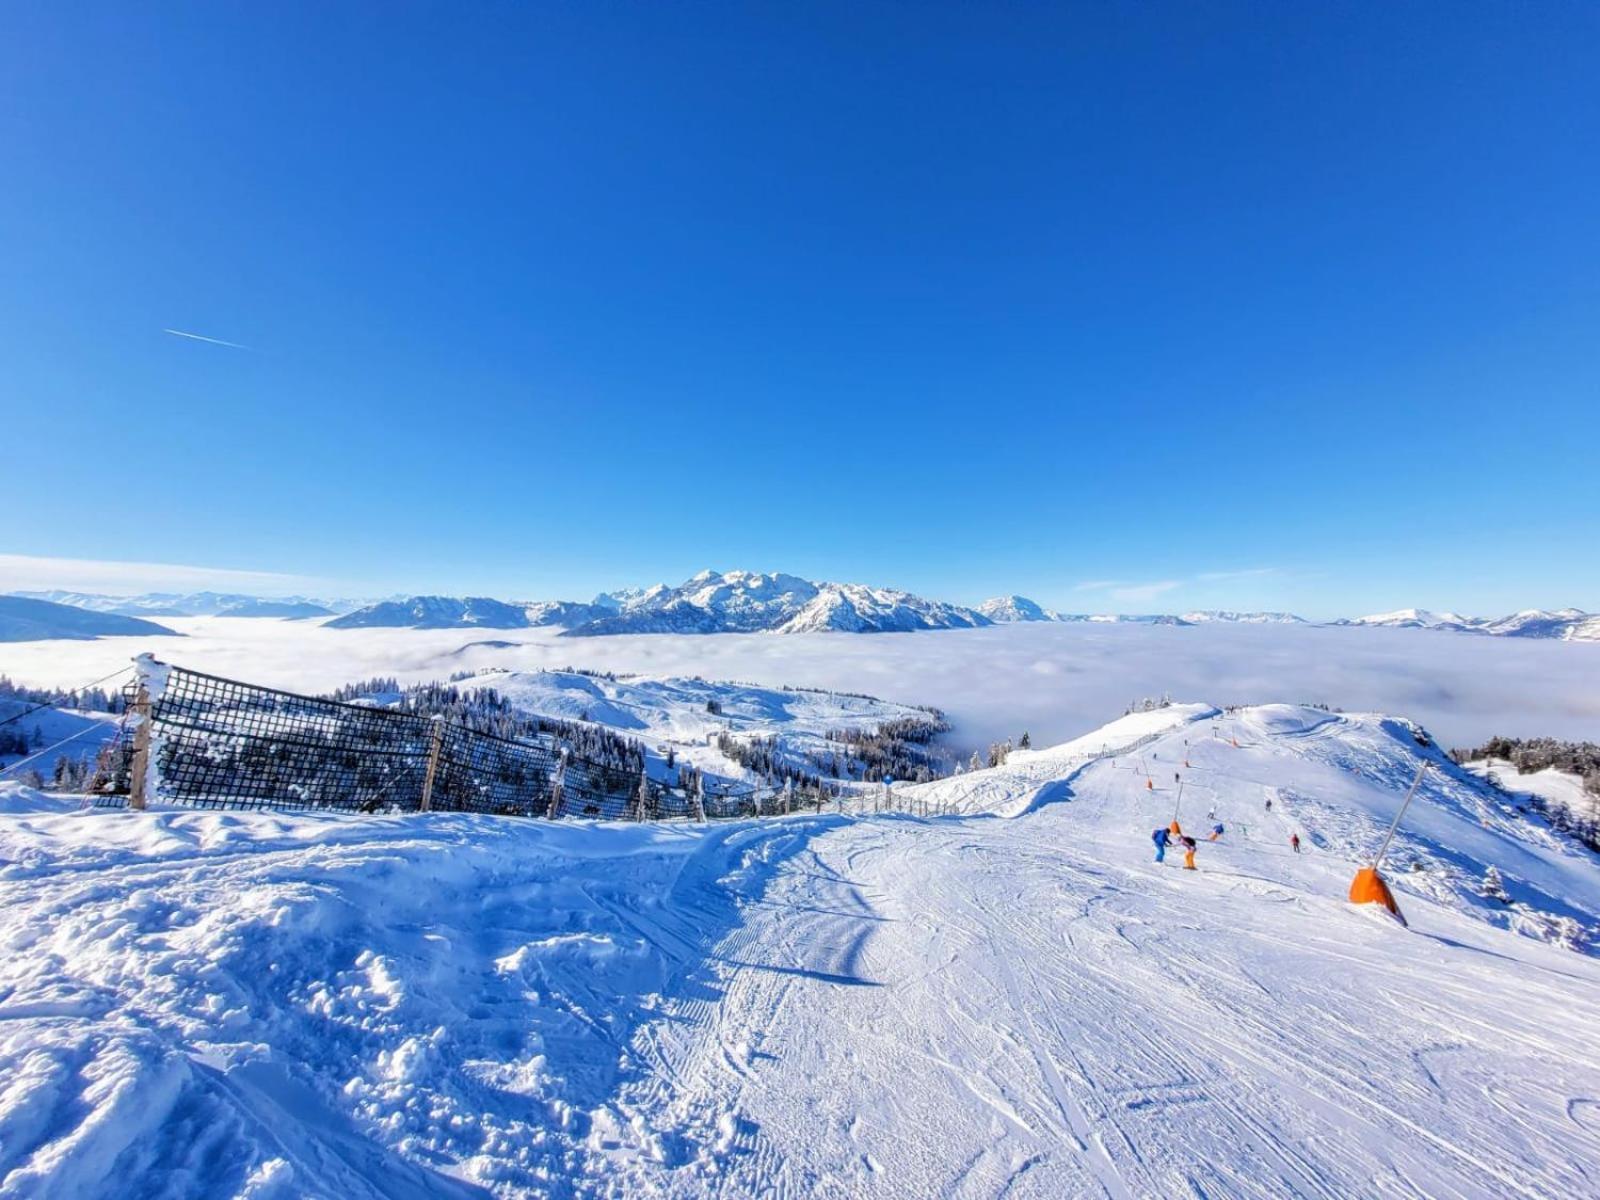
[546,750,567,820]
[419,718,444,813]
[127,681,152,811]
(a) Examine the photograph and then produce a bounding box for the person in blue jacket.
[1152,826,1171,862]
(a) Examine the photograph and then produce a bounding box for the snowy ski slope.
[0,704,1597,1197]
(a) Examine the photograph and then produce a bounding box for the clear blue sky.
[3,2,1597,617]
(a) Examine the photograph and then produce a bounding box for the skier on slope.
[1290,833,1301,853]
[1152,827,1171,863]
[1265,796,1273,812]
[1182,836,1198,870]
[1209,822,1224,841]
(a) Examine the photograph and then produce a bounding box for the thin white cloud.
[0,553,321,597]
[1109,580,1182,604]
[164,328,251,351]
[1073,579,1125,592]
[1196,567,1276,582]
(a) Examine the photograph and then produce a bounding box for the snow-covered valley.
[2,702,1596,1198]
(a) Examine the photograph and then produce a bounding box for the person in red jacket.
[1290,833,1301,853]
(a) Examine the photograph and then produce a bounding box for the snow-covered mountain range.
[978,595,1061,622]
[9,580,1599,641]
[325,571,993,636]
[1332,607,1600,641]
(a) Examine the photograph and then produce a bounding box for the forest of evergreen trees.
[1451,736,1600,792]
[0,675,128,715]
[1452,736,1600,853]
[323,677,646,776]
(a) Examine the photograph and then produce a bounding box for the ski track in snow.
[2,706,1599,1197]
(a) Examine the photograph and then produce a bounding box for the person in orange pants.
[1182,836,1198,870]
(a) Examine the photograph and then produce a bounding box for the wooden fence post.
[546,750,568,820]
[419,718,444,813]
[127,681,152,811]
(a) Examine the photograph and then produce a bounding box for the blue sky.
[3,2,1597,618]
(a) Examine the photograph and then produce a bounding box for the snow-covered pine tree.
[1479,865,1510,904]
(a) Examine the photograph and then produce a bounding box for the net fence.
[118,663,812,821]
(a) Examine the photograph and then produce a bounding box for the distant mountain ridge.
[10,584,1596,641]
[572,571,991,636]
[0,596,182,642]
[15,590,343,618]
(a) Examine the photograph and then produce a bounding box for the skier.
[1209,822,1224,841]
[1182,836,1198,870]
[1152,827,1171,863]
[1265,796,1273,812]
[1290,833,1301,854]
[1175,772,1181,785]
[1207,804,1216,820]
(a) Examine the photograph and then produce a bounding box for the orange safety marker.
[1230,737,1239,748]
[1169,819,1182,836]
[1146,777,1154,791]
[1348,868,1405,924]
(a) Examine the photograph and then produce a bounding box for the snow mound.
[0,781,83,814]
[1238,703,1340,737]
[0,806,842,1195]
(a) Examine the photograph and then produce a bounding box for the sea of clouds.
[3,619,1595,755]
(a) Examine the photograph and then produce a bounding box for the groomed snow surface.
[2,705,1598,1198]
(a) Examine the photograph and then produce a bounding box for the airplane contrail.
[163,328,251,350]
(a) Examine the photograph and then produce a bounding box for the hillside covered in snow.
[1,700,1596,1197]
[370,668,956,792]
[0,596,181,643]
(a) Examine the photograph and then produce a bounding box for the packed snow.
[2,702,1597,1197]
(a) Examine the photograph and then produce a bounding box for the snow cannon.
[1348,760,1427,929]
[1348,868,1407,926]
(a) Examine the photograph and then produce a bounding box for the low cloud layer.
[2,621,1594,756]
